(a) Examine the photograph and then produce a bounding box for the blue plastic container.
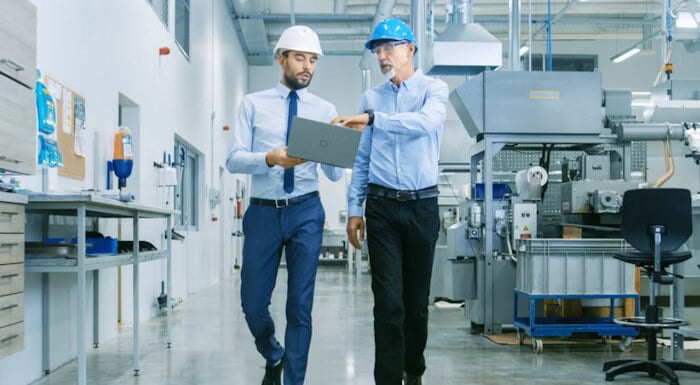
[473,183,513,199]
[47,237,118,255]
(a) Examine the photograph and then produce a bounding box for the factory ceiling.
[226,0,696,65]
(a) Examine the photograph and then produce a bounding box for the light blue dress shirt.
[226,83,344,199]
[347,69,449,217]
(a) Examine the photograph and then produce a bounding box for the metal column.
[93,270,99,348]
[132,214,140,376]
[41,273,49,374]
[77,205,86,385]
[166,215,172,348]
[482,137,506,334]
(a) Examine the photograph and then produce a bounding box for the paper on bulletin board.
[62,88,73,134]
[45,74,86,181]
[46,78,62,103]
[73,96,87,157]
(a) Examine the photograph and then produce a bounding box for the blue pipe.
[106,161,113,190]
[547,0,552,71]
[667,0,673,43]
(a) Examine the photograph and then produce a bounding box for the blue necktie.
[284,90,298,193]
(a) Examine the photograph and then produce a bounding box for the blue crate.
[473,183,512,199]
[47,237,118,255]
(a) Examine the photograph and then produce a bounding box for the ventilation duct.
[425,0,502,76]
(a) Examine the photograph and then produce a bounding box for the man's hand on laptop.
[331,114,368,131]
[266,147,307,168]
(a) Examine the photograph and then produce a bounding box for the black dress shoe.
[262,358,283,385]
[405,373,422,385]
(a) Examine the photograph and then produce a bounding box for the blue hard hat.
[365,18,417,51]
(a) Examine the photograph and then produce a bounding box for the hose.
[652,138,674,187]
[506,230,517,263]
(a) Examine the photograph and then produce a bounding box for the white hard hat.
[273,25,323,57]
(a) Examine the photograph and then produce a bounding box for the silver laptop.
[287,116,362,169]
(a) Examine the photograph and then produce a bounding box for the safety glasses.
[372,40,409,56]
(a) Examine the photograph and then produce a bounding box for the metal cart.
[514,290,639,354]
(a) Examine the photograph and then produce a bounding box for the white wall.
[0,0,247,384]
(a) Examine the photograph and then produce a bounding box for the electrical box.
[512,202,537,239]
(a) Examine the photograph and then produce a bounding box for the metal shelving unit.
[24,194,173,385]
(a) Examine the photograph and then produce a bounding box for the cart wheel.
[516,330,525,345]
[532,338,543,354]
[618,336,634,352]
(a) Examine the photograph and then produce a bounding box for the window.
[147,0,169,28]
[175,0,190,57]
[174,139,200,230]
[524,54,598,72]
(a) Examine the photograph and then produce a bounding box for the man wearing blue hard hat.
[333,17,448,385]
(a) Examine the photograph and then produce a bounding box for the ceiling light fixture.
[610,46,641,63]
[676,11,699,29]
[519,45,530,57]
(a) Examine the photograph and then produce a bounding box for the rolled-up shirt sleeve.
[226,97,273,175]
[347,125,372,217]
[321,164,344,181]
[372,79,448,138]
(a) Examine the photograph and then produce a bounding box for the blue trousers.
[240,196,325,385]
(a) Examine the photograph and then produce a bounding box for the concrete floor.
[31,267,700,385]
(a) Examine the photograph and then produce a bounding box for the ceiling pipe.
[265,21,642,37]
[346,4,410,14]
[359,0,398,70]
[334,0,347,14]
[661,0,669,69]
[449,0,472,23]
[252,13,657,27]
[411,0,426,70]
[290,0,296,25]
[266,23,371,35]
[363,69,372,92]
[509,0,522,71]
[531,0,580,40]
[226,0,252,56]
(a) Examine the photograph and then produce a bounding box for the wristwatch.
[364,109,374,126]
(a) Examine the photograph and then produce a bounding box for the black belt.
[367,184,439,201]
[249,191,319,208]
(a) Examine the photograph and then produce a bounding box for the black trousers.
[365,194,439,385]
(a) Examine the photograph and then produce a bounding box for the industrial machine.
[442,69,700,334]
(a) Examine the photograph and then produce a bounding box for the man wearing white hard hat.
[333,18,448,385]
[226,25,343,385]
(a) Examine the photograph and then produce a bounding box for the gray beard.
[383,68,396,81]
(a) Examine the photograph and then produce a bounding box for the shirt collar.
[275,82,309,101]
[403,68,423,89]
[384,68,423,91]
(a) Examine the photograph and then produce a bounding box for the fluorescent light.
[519,45,529,57]
[611,47,641,63]
[676,11,699,29]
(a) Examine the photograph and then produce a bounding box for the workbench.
[24,194,173,385]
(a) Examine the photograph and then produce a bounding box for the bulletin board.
[45,76,86,180]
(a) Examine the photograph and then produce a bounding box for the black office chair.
[603,188,700,385]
